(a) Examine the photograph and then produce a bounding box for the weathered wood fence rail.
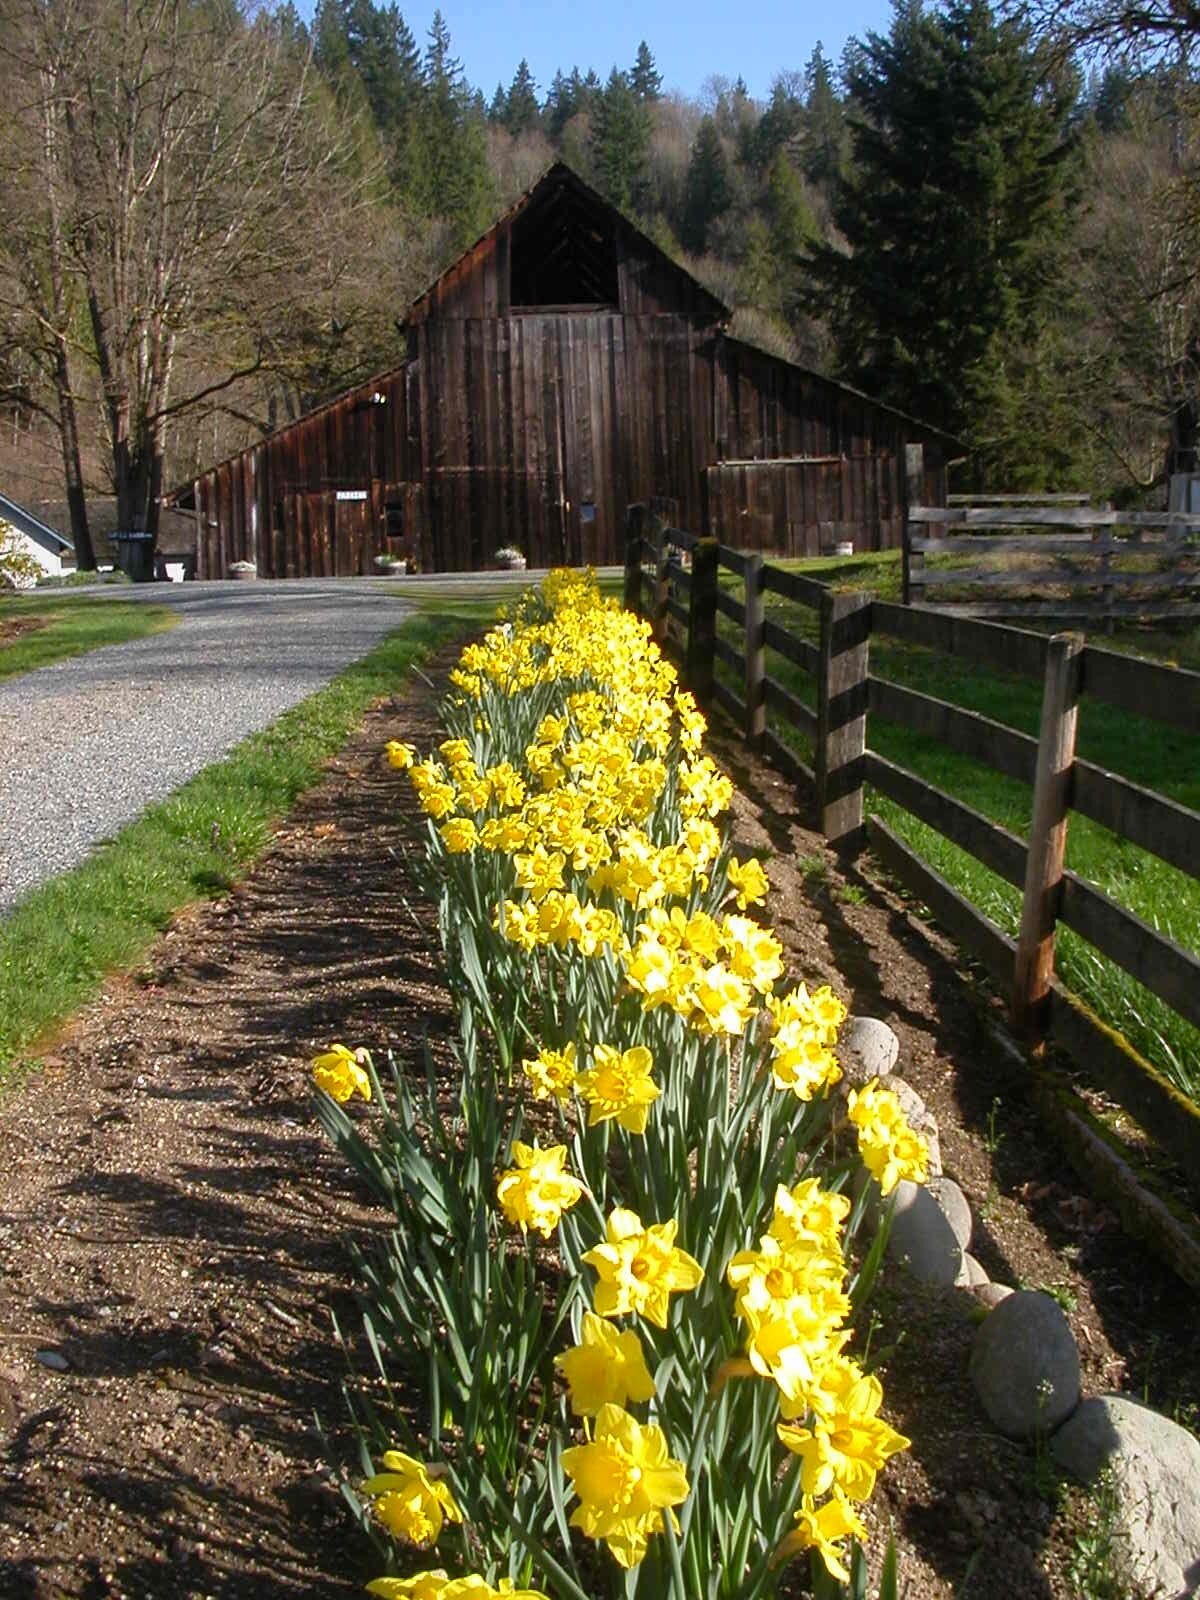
[900,447,1200,624]
[625,501,1200,1265]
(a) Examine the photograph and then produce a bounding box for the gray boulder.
[961,1252,989,1287]
[969,1280,1015,1310]
[887,1180,966,1287]
[927,1176,973,1250]
[1051,1395,1200,1600]
[969,1290,1081,1439]
[840,1016,900,1083]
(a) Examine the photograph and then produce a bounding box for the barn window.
[385,498,404,538]
[509,179,619,309]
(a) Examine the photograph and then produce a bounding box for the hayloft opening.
[509,174,619,309]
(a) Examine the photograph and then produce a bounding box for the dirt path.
[1,663,1195,1600]
[0,677,450,1600]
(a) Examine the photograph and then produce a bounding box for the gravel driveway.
[0,579,418,913]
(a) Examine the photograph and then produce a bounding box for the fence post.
[651,515,670,646]
[624,504,646,615]
[744,552,766,751]
[902,442,925,607]
[686,538,719,706]
[1011,632,1083,1038]
[816,589,871,854]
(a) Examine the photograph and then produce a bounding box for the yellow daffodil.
[688,962,754,1036]
[846,1080,930,1195]
[574,1044,660,1134]
[769,1180,852,1252]
[521,1043,577,1103]
[727,854,770,908]
[385,740,417,769]
[555,1311,656,1416]
[561,1402,689,1568]
[777,1491,867,1583]
[582,1207,703,1327]
[366,1575,549,1600]
[311,1043,371,1104]
[777,1366,910,1501]
[495,1142,584,1238]
[439,817,478,854]
[769,1029,842,1100]
[721,914,785,994]
[362,1450,463,1546]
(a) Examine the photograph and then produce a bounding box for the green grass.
[0,610,478,1088]
[709,553,1200,1101]
[0,591,179,681]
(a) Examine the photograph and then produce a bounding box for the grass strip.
[0,609,478,1087]
[0,593,179,682]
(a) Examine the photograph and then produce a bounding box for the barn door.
[334,494,372,574]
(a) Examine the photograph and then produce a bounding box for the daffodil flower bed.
[313,569,927,1600]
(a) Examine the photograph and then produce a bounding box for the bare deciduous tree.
[0,0,412,554]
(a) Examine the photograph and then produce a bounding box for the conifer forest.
[2,0,1200,564]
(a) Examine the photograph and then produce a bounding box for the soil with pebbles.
[1,652,1196,1600]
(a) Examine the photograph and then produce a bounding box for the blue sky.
[307,0,899,104]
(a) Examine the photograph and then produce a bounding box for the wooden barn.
[172,163,950,577]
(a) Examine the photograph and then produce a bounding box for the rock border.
[844,1015,1200,1600]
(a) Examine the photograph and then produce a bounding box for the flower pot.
[495,554,526,571]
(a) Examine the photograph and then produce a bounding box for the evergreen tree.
[488,81,507,122]
[754,75,805,173]
[505,59,541,135]
[591,68,651,210]
[581,69,603,114]
[802,43,848,190]
[312,0,351,80]
[545,69,574,137]
[767,152,818,275]
[420,10,493,243]
[682,116,732,252]
[1091,65,1135,130]
[805,0,1075,470]
[630,41,662,102]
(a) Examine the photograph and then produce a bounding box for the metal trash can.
[110,531,155,582]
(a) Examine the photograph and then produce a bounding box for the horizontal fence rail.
[623,498,1200,1231]
[902,458,1200,626]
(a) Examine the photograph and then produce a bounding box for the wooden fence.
[625,501,1200,1274]
[901,446,1200,624]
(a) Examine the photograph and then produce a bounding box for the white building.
[0,490,73,586]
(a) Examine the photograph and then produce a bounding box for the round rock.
[969,1279,1015,1310]
[1051,1394,1200,1600]
[961,1252,989,1287]
[840,1016,900,1083]
[969,1289,1081,1439]
[927,1176,973,1250]
[887,1180,965,1287]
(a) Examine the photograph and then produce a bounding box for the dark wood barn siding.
[193,316,940,576]
[704,339,942,554]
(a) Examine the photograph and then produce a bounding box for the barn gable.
[404,162,729,326]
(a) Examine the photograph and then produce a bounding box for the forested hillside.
[2,0,1198,562]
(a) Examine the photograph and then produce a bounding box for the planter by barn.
[173,164,950,578]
